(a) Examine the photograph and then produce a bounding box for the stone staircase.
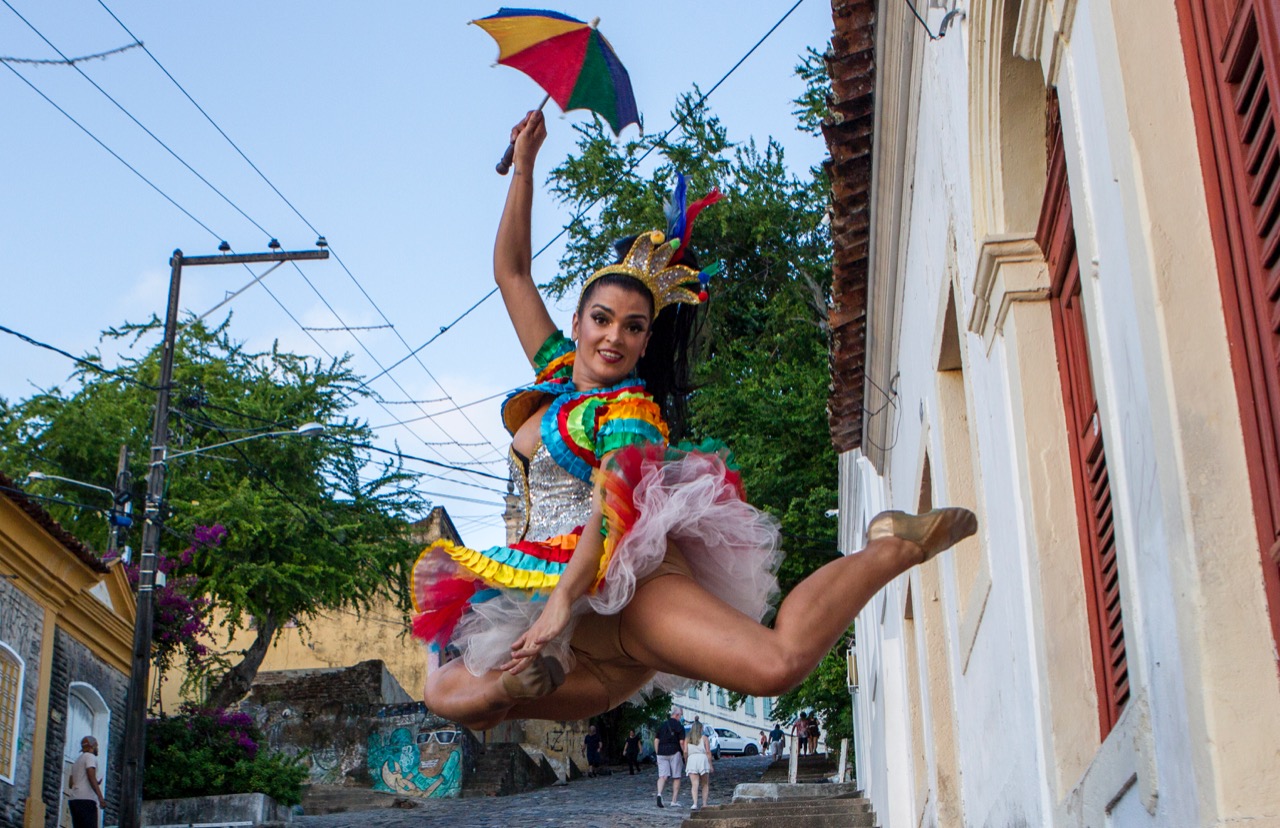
[680,753,879,828]
[461,740,558,797]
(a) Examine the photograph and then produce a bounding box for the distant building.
[0,471,135,828]
[673,684,783,755]
[162,506,461,710]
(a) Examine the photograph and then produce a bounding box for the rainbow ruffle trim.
[593,438,744,587]
[410,534,580,648]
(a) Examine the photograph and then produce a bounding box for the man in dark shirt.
[654,707,686,808]
[768,723,785,759]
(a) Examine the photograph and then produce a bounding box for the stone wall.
[0,578,42,828]
[41,628,127,828]
[244,662,470,799]
[484,719,590,782]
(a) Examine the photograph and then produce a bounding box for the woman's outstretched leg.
[620,508,976,696]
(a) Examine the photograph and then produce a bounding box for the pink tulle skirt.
[421,446,783,695]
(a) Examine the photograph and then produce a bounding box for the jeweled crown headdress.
[580,174,724,312]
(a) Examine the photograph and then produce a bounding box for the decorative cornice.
[968,234,1049,345]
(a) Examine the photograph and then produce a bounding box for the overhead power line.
[6,1,507,469]
[0,39,141,65]
[367,0,811,382]
[91,0,507,461]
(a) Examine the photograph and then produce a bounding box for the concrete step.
[693,800,872,817]
[681,813,876,828]
[300,785,420,814]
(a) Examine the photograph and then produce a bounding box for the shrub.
[144,706,306,805]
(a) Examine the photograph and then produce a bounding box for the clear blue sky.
[1,1,832,547]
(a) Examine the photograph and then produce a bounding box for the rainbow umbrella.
[473,8,640,171]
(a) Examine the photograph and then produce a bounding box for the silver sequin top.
[508,442,593,541]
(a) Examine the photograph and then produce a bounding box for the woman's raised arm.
[495,110,557,364]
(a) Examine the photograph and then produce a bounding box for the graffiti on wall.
[367,722,463,798]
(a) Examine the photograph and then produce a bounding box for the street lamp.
[160,422,326,463]
[119,417,325,827]
[24,470,133,555]
[24,471,115,498]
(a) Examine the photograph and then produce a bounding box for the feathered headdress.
[582,172,724,310]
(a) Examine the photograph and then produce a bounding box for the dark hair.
[576,236,700,440]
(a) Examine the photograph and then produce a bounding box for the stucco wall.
[42,628,127,828]
[0,578,42,828]
[842,0,1280,825]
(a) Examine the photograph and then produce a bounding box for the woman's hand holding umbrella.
[508,109,547,176]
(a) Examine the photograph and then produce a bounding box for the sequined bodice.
[508,442,593,541]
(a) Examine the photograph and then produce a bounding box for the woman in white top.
[684,722,713,810]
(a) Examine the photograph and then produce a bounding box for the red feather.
[412,577,482,646]
[680,188,725,253]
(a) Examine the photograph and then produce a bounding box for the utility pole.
[118,245,328,828]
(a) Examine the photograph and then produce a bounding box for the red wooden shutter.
[1179,0,1280,650]
[1039,96,1130,737]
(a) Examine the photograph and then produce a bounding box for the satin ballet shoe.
[866,508,978,563]
[500,655,566,701]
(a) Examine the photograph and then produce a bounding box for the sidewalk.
[294,754,775,828]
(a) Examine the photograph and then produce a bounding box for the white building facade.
[674,684,781,755]
[825,0,1280,826]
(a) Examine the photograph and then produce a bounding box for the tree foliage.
[0,319,424,708]
[546,52,852,742]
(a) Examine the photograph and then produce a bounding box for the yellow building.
[0,471,135,828]
[161,507,461,709]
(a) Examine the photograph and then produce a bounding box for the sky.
[1,1,833,548]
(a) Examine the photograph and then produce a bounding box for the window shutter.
[1179,0,1280,649]
[1039,96,1130,737]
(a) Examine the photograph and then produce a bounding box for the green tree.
[546,50,852,742]
[0,319,423,709]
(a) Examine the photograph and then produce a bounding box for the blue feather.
[666,173,688,242]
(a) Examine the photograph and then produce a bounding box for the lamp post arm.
[27,473,114,498]
[160,430,300,463]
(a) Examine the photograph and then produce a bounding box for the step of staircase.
[300,785,420,815]
[461,741,557,798]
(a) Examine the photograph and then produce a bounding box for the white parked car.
[713,727,760,756]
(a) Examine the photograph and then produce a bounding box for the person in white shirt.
[67,736,105,828]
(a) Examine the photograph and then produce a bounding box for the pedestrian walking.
[684,721,713,810]
[624,729,642,775]
[654,707,686,808]
[768,723,785,759]
[583,725,603,777]
[66,735,105,828]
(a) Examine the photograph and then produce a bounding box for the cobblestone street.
[294,754,776,828]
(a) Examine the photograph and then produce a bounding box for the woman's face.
[572,282,653,389]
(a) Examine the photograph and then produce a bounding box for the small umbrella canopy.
[473,8,640,135]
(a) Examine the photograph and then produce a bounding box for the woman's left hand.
[504,596,571,673]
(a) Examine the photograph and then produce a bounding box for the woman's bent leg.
[620,535,925,696]
[424,659,611,730]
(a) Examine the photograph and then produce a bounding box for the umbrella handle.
[496,142,516,175]
[496,94,552,175]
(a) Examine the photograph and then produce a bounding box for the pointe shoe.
[500,655,566,701]
[866,508,978,563]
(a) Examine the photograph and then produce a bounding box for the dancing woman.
[414,110,977,731]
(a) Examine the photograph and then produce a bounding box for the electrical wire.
[90,0,506,460]
[7,3,508,470]
[367,0,812,376]
[1,0,271,238]
[0,323,156,389]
